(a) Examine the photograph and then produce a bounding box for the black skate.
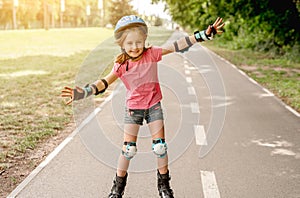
[108,173,127,198]
[157,170,174,198]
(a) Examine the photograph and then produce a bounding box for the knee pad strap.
[152,138,168,158]
[122,142,137,160]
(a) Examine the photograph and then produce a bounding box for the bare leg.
[117,123,140,177]
[148,120,168,174]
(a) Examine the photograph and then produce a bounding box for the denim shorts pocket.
[124,108,144,125]
[146,102,164,123]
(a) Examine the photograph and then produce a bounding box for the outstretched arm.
[162,17,225,55]
[61,70,118,105]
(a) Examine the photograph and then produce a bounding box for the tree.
[63,0,86,27]
[154,16,163,26]
[0,0,13,29]
[153,0,300,54]
[107,0,138,26]
[18,0,41,29]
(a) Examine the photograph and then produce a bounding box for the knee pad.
[152,138,168,158]
[122,142,137,160]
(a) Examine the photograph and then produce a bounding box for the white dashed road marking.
[201,171,221,198]
[194,125,207,145]
[190,102,200,113]
[183,58,221,198]
[185,69,191,75]
[187,86,196,95]
[186,77,192,83]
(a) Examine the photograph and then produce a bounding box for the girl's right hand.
[61,86,84,105]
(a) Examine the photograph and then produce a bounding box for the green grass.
[203,41,300,112]
[0,28,112,59]
[0,28,112,166]
[0,27,173,170]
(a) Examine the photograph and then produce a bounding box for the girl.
[61,15,224,198]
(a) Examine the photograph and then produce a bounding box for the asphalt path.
[9,31,300,198]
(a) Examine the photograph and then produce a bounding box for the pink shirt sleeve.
[150,46,163,62]
[113,62,124,78]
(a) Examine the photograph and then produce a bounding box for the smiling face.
[122,28,146,58]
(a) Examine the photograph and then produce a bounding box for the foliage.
[154,17,163,26]
[107,0,138,26]
[0,0,14,27]
[153,0,300,61]
[17,0,41,29]
[0,0,111,29]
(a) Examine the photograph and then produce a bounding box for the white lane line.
[184,64,197,70]
[185,69,191,75]
[186,77,192,83]
[262,87,275,96]
[190,102,200,113]
[285,105,300,117]
[194,125,207,145]
[201,171,221,198]
[203,45,300,118]
[188,86,196,95]
[238,70,247,76]
[248,77,258,85]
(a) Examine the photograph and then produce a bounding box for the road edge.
[7,94,114,198]
[202,45,300,118]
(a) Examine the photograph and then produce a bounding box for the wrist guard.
[73,78,108,101]
[194,25,217,42]
[194,30,210,42]
[73,84,93,101]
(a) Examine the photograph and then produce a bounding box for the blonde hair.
[115,25,150,64]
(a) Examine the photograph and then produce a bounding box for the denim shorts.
[124,102,164,125]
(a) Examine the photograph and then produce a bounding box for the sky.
[130,0,171,20]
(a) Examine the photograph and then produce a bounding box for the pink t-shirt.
[113,47,163,109]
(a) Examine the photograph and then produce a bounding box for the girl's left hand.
[205,17,225,36]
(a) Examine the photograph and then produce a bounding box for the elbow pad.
[92,79,108,95]
[173,36,193,53]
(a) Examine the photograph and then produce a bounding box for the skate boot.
[157,170,174,198]
[108,173,128,198]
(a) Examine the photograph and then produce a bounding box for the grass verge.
[203,41,300,112]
